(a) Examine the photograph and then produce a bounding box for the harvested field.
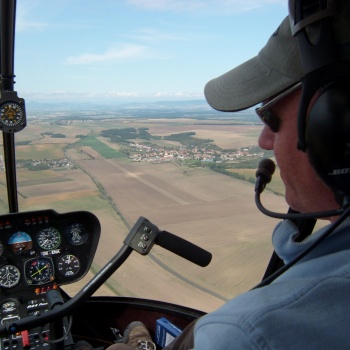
[75,156,288,311]
[1,118,290,313]
[96,118,262,149]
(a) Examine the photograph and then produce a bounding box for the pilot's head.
[204,1,350,218]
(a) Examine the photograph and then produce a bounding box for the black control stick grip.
[156,230,212,267]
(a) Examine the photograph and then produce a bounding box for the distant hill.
[26,99,257,122]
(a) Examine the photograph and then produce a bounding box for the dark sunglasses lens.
[260,111,279,132]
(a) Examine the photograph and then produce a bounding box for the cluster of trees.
[164,132,216,148]
[43,132,66,138]
[208,163,255,184]
[28,163,50,171]
[100,127,153,141]
[100,128,216,149]
[16,160,50,171]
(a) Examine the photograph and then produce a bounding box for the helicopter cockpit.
[0,1,330,349]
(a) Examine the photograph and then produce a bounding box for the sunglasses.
[255,82,302,132]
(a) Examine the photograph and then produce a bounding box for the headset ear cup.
[306,81,350,198]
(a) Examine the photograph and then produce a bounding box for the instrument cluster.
[0,210,100,350]
[0,209,100,295]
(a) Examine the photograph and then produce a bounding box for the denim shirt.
[194,217,350,349]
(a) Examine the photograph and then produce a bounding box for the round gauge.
[57,254,80,277]
[25,257,54,285]
[0,265,21,288]
[65,223,88,246]
[37,227,61,250]
[0,101,25,128]
[1,298,19,314]
[8,232,33,254]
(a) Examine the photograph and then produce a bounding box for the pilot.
[108,0,350,349]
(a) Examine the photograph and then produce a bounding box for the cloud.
[127,0,205,12]
[126,28,187,43]
[23,90,204,104]
[127,0,285,13]
[16,1,48,32]
[65,44,150,65]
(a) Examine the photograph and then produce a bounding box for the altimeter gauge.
[37,227,61,250]
[0,91,26,133]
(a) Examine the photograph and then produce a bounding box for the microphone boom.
[255,159,343,219]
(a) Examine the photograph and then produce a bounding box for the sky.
[12,0,289,105]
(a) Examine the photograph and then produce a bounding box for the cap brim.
[204,55,297,112]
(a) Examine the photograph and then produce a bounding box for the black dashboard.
[0,209,100,350]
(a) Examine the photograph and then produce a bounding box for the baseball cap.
[204,3,350,113]
[204,16,301,112]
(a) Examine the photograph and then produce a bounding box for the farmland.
[0,109,288,312]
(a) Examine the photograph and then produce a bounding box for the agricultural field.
[0,116,289,312]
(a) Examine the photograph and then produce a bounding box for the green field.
[77,136,125,159]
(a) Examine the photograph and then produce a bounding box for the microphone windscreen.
[256,159,276,184]
[156,230,212,267]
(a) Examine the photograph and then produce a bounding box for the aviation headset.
[289,0,350,204]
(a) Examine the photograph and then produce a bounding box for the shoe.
[122,321,156,350]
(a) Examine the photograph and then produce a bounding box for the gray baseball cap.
[204,5,350,112]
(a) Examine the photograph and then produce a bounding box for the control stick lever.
[125,216,212,267]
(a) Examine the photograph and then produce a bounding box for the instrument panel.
[0,209,100,294]
[0,210,100,350]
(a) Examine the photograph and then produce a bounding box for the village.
[128,142,265,164]
[11,141,266,172]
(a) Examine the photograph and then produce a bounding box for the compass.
[25,257,54,285]
[0,91,26,133]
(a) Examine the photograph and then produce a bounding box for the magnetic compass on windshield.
[0,91,26,133]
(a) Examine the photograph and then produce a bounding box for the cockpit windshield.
[0,0,290,313]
